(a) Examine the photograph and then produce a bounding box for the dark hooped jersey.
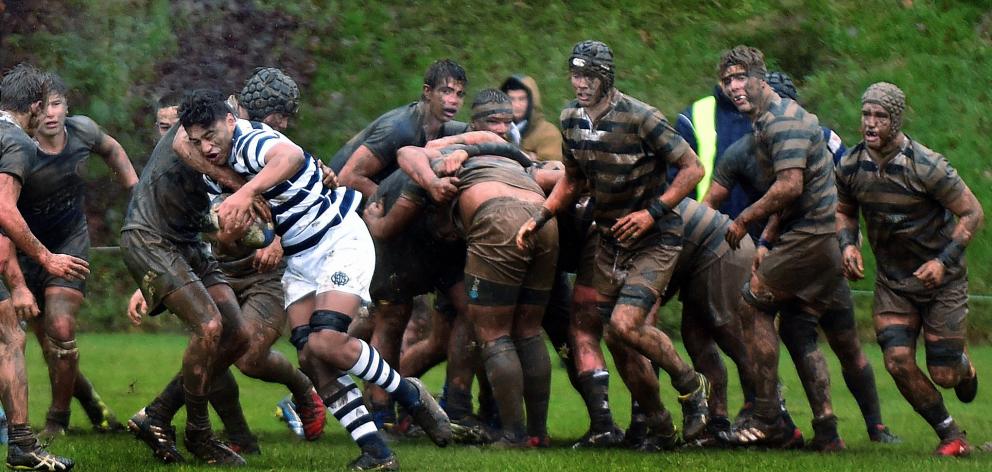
[330,101,469,183]
[123,125,211,243]
[0,118,39,238]
[0,116,104,245]
[676,198,732,272]
[836,138,967,287]
[561,91,691,237]
[752,97,836,235]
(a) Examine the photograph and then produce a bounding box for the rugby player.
[715,46,844,448]
[835,82,983,456]
[25,71,136,440]
[517,40,711,446]
[0,62,78,472]
[178,89,450,469]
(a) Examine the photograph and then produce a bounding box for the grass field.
[9,333,991,471]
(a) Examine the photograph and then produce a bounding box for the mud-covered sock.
[841,363,883,429]
[515,335,551,438]
[208,370,252,441]
[917,400,961,440]
[482,336,525,439]
[577,369,615,432]
[146,374,184,422]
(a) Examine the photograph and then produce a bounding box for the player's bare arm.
[703,181,731,209]
[94,132,138,189]
[0,173,88,280]
[0,235,38,319]
[836,200,864,280]
[396,145,459,203]
[219,141,304,228]
[338,144,384,197]
[363,197,423,241]
[515,163,583,250]
[727,167,802,249]
[172,125,246,191]
[915,186,984,288]
[424,130,503,149]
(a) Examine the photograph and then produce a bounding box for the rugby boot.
[934,434,971,457]
[622,409,648,449]
[719,414,794,448]
[490,431,532,449]
[225,432,261,455]
[348,452,399,471]
[687,416,730,448]
[634,429,680,452]
[572,423,624,449]
[274,396,304,438]
[867,424,902,444]
[528,435,552,448]
[806,414,845,452]
[295,387,327,441]
[954,356,978,403]
[5,438,74,471]
[184,429,246,466]
[128,408,185,464]
[450,415,494,445]
[80,392,125,433]
[678,373,711,442]
[403,378,451,447]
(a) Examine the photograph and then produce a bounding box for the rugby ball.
[206,194,276,249]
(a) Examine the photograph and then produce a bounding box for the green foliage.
[25,334,992,470]
[6,1,992,329]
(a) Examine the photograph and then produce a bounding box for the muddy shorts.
[120,229,226,316]
[220,255,287,333]
[574,227,599,288]
[874,275,968,343]
[19,219,89,297]
[371,237,466,305]
[463,197,558,307]
[677,238,753,328]
[755,231,843,315]
[593,229,682,311]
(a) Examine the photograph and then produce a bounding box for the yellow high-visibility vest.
[690,96,717,199]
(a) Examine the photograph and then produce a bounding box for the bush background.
[2,0,990,336]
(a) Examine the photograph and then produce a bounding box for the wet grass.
[12,332,992,471]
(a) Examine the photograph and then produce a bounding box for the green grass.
[11,333,992,470]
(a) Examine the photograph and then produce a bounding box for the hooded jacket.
[501,75,563,161]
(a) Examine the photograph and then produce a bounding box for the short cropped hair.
[423,59,467,92]
[718,45,767,78]
[0,63,47,113]
[178,89,231,129]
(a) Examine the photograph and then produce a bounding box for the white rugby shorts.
[282,210,375,307]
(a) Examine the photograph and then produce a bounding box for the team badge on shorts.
[469,277,480,301]
[331,271,350,287]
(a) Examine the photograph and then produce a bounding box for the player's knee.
[928,366,959,389]
[925,338,965,386]
[46,335,79,361]
[46,315,75,343]
[882,349,915,377]
[608,311,641,342]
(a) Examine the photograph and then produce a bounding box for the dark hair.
[157,90,183,110]
[44,71,68,100]
[178,89,231,129]
[501,75,527,93]
[423,59,467,93]
[471,88,511,109]
[718,45,767,78]
[0,63,47,113]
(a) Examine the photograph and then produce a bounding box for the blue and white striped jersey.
[205,119,361,256]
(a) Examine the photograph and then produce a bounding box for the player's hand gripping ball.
[206,193,276,249]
